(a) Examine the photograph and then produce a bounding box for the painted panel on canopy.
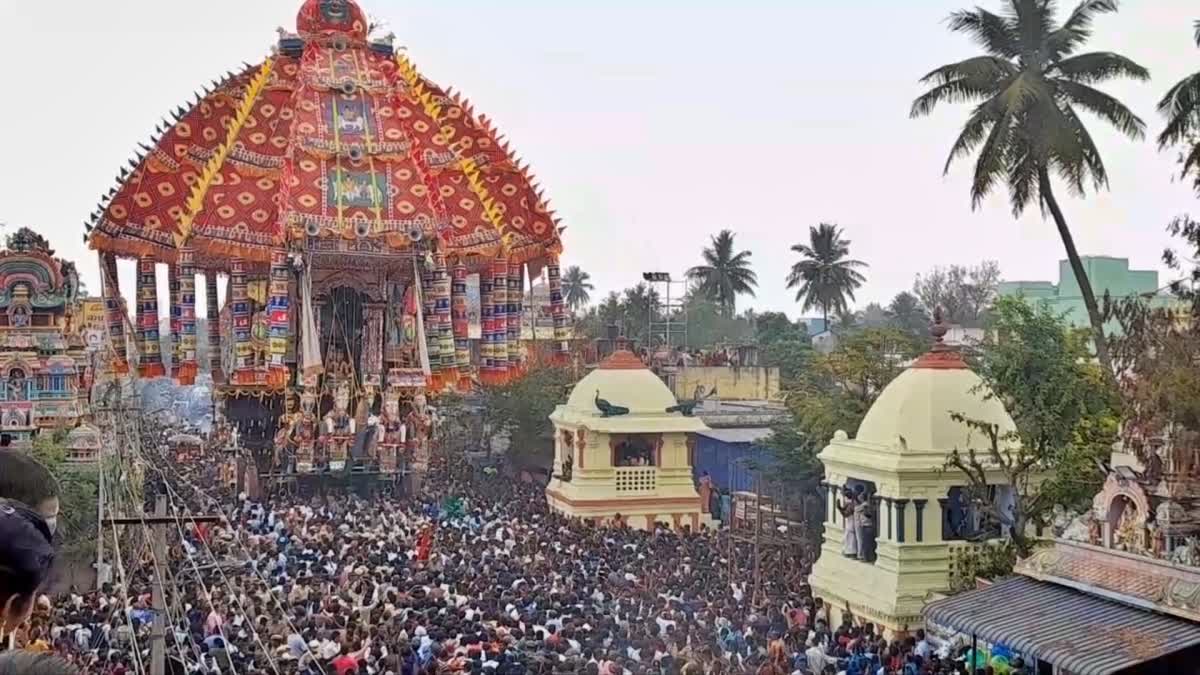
[190,166,284,262]
[282,153,440,241]
[293,88,413,158]
[224,85,296,177]
[300,46,394,96]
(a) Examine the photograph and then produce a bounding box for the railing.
[615,467,657,494]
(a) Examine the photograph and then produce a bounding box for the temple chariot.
[85,0,567,479]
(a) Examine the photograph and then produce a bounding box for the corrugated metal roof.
[695,428,774,444]
[924,576,1200,674]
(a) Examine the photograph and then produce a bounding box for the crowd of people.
[0,427,1001,675]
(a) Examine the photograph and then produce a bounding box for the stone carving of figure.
[1115,503,1144,553]
[561,449,573,482]
[406,393,432,470]
[321,385,356,470]
[1171,537,1200,566]
[839,487,859,558]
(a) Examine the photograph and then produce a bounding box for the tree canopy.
[911,0,1150,375]
[686,230,758,317]
[785,223,867,324]
[948,296,1118,557]
[561,266,595,312]
[912,260,1001,328]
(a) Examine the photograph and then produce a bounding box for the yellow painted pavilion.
[546,350,709,530]
[809,327,1018,636]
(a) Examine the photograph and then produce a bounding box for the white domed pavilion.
[546,350,710,530]
[809,321,1020,636]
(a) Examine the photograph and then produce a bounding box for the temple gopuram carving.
[84,0,567,476]
[0,231,90,447]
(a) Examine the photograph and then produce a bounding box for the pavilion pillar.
[136,256,165,378]
[547,255,568,363]
[99,252,129,374]
[174,248,198,385]
[230,257,252,376]
[479,272,495,384]
[421,258,439,381]
[433,252,455,382]
[491,255,509,381]
[450,259,471,383]
[266,248,291,387]
[205,271,223,382]
[167,262,180,376]
[507,260,523,372]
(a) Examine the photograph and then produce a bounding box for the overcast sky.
[1,0,1197,317]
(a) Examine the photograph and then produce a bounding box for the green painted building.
[998,256,1177,334]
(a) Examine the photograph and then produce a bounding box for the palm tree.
[887,291,931,338]
[911,0,1149,374]
[785,223,868,326]
[686,230,758,317]
[1157,20,1200,186]
[561,266,595,313]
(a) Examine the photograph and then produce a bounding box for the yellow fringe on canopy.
[396,55,512,255]
[178,58,275,246]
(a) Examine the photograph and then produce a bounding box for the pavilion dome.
[564,351,680,415]
[853,328,1017,456]
[553,351,707,433]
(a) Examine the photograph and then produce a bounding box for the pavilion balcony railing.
[614,467,657,494]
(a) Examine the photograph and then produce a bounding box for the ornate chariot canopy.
[85,0,563,272]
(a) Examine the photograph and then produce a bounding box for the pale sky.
[1,0,1197,317]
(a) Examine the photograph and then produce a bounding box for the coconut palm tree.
[686,230,758,317]
[785,223,868,326]
[1157,20,1200,186]
[561,266,595,313]
[887,291,931,338]
[911,0,1149,374]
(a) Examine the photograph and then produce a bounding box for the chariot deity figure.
[295,392,318,472]
[377,390,406,473]
[321,384,356,470]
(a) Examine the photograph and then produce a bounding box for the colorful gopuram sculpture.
[0,230,91,447]
[84,0,567,470]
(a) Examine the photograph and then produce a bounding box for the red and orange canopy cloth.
[86,0,566,387]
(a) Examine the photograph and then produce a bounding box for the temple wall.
[671,366,781,402]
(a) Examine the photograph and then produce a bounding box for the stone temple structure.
[546,350,710,530]
[809,319,1019,636]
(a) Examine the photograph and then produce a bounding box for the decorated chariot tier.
[84,0,568,420]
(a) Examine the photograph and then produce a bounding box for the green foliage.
[785,223,867,322]
[949,541,1017,592]
[912,0,1146,374]
[762,327,921,481]
[680,296,754,349]
[29,432,99,559]
[886,291,931,338]
[761,339,813,390]
[949,296,1118,556]
[1156,21,1200,191]
[561,266,594,312]
[911,261,1000,329]
[686,230,758,317]
[481,366,575,466]
[754,312,807,346]
[1111,215,1200,462]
